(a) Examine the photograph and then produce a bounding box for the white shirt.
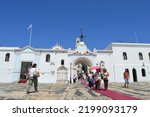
[29,68,39,77]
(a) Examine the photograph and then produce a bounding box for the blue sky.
[0,0,150,50]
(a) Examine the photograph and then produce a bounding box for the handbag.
[33,69,40,77]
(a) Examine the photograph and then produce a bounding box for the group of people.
[78,68,109,90]
[26,63,40,94]
[25,63,130,94]
[78,68,130,90]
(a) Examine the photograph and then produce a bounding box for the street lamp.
[70,63,72,84]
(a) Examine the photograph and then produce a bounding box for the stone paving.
[109,82,150,100]
[0,81,150,100]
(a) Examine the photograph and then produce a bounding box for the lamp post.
[70,63,72,84]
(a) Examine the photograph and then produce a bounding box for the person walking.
[103,68,109,90]
[123,69,129,88]
[26,63,40,94]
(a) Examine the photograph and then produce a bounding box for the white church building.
[0,36,150,83]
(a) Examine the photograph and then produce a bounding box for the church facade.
[0,37,150,83]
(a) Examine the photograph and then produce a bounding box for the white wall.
[39,52,70,83]
[112,45,150,82]
[0,51,16,82]
[1,44,150,83]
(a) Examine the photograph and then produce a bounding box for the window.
[139,52,143,60]
[5,53,10,62]
[149,53,150,60]
[141,68,146,77]
[46,54,50,62]
[61,59,64,65]
[123,52,127,60]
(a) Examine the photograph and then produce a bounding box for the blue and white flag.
[27,24,32,31]
[27,24,32,46]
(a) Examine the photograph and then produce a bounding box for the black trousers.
[104,79,108,89]
[73,79,76,83]
[95,80,100,90]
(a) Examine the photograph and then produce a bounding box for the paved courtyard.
[0,81,150,100]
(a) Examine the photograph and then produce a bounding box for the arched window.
[141,68,146,77]
[149,53,150,60]
[61,59,64,65]
[46,54,50,62]
[123,52,127,60]
[139,52,143,60]
[5,53,10,62]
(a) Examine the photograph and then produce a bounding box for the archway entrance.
[73,57,92,78]
[132,68,138,82]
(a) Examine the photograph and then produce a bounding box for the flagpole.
[29,24,32,46]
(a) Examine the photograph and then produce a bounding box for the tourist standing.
[103,68,109,90]
[94,69,101,90]
[123,69,129,88]
[26,63,40,94]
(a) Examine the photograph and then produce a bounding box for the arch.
[46,54,50,62]
[73,57,92,76]
[5,53,10,62]
[141,68,146,77]
[139,52,143,60]
[123,52,127,60]
[132,68,137,82]
[73,57,92,67]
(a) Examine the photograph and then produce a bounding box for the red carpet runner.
[18,79,27,83]
[83,82,142,100]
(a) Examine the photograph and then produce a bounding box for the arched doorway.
[132,68,137,82]
[73,57,92,77]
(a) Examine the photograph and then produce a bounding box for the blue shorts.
[124,79,129,83]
